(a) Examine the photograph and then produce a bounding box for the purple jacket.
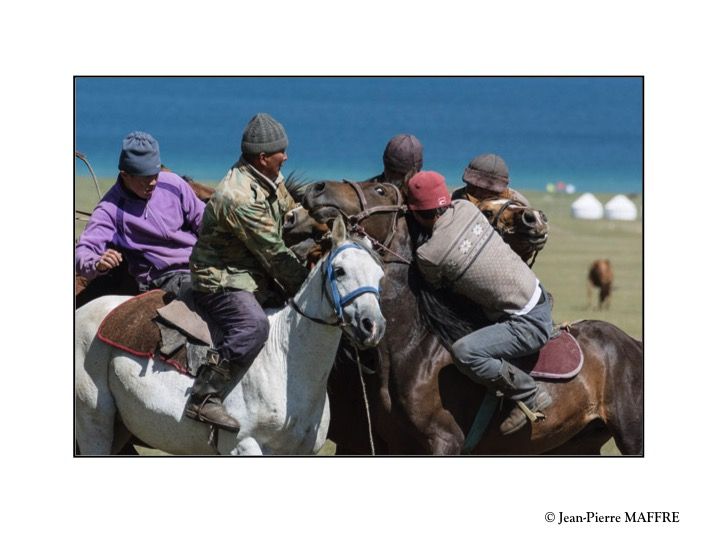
[75,171,205,286]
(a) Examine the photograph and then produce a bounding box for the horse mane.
[284,171,312,202]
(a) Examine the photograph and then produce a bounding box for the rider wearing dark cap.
[187,113,309,431]
[453,153,530,206]
[368,134,424,188]
[407,170,553,435]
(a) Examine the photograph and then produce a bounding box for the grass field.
[75,177,643,455]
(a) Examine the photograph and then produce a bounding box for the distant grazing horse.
[588,259,614,310]
[298,180,643,455]
[75,219,385,455]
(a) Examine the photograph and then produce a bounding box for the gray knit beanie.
[241,113,289,156]
[462,153,510,192]
[383,134,423,175]
[118,131,161,176]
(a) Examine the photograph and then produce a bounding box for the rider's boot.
[490,361,552,435]
[184,350,241,432]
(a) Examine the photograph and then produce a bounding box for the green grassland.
[75,178,642,455]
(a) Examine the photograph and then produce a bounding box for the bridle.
[341,180,412,265]
[486,198,543,268]
[289,242,381,327]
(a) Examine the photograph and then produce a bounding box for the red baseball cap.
[407,171,451,210]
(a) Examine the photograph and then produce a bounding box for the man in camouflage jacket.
[186,113,309,431]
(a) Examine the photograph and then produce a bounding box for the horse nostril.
[361,318,375,336]
[522,210,537,226]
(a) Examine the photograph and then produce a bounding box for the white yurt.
[604,194,638,221]
[570,193,603,220]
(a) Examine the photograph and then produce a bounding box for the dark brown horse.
[300,180,643,455]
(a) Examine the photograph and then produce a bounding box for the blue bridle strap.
[324,243,381,320]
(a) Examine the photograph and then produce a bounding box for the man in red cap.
[407,171,553,435]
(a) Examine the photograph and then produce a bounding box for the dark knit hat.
[241,113,289,155]
[118,131,161,176]
[407,171,451,211]
[383,134,423,175]
[462,153,510,193]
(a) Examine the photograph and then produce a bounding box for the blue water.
[75,77,642,193]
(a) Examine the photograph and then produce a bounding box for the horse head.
[477,198,549,264]
[295,218,386,349]
[302,180,405,247]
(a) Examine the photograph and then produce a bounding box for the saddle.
[461,328,584,453]
[97,289,215,376]
[514,328,584,380]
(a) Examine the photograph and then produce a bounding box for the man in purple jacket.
[75,131,205,295]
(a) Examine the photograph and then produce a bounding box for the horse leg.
[542,420,612,455]
[227,436,263,456]
[76,333,117,455]
[111,419,138,455]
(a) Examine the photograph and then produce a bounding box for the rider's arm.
[75,206,117,281]
[229,198,309,297]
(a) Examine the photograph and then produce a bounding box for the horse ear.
[331,217,347,247]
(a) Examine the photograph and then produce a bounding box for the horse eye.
[482,210,494,218]
[374,186,386,196]
[335,266,346,277]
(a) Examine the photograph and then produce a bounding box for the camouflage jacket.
[190,160,308,300]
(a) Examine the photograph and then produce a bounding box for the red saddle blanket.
[96,290,191,373]
[514,329,583,380]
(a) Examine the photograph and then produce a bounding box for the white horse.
[75,219,385,455]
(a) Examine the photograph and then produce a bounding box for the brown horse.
[587,259,614,310]
[300,180,643,455]
[476,198,549,265]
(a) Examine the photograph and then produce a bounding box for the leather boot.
[184,352,241,432]
[490,361,552,436]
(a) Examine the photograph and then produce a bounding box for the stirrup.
[516,401,546,423]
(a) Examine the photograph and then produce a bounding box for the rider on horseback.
[75,131,205,296]
[186,113,309,431]
[367,134,424,188]
[452,153,531,206]
[407,171,553,435]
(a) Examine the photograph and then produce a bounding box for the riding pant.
[451,287,553,387]
[193,289,270,372]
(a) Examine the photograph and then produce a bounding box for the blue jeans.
[193,289,270,371]
[451,288,553,384]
